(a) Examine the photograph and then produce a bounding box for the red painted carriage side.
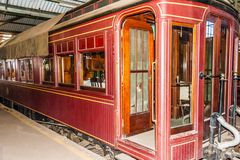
[0,82,115,145]
[49,15,115,43]
[0,0,238,160]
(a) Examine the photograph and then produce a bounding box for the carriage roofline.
[193,0,239,20]
[50,0,150,33]
[51,0,239,34]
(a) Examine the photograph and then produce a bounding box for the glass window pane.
[81,52,105,89]
[26,59,33,81]
[143,73,149,112]
[20,60,26,81]
[43,58,54,82]
[204,20,214,118]
[58,54,74,84]
[5,60,16,81]
[0,61,4,80]
[129,28,150,115]
[142,31,149,70]
[136,73,143,113]
[130,73,136,114]
[137,30,143,71]
[171,25,193,129]
[10,61,16,81]
[130,28,136,70]
[6,61,11,80]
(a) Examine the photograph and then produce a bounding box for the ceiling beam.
[4,21,36,27]
[0,16,22,26]
[0,2,59,19]
[0,30,21,34]
[0,11,49,21]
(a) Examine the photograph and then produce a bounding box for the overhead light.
[46,0,82,8]
[2,37,10,40]
[2,34,12,38]
[59,2,78,8]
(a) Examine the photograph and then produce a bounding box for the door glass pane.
[204,21,214,118]
[171,25,193,128]
[130,29,136,70]
[137,30,143,71]
[143,31,149,70]
[143,73,149,112]
[130,73,136,114]
[136,73,143,112]
[130,28,149,114]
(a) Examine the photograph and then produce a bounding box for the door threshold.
[123,129,155,151]
[117,139,155,160]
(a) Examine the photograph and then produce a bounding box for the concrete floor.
[0,104,104,160]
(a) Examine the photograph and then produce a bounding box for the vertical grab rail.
[152,61,156,123]
[232,73,239,126]
[218,74,225,143]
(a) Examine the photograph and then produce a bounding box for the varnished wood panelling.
[171,140,195,160]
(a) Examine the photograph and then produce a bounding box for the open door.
[122,18,154,136]
[203,18,229,140]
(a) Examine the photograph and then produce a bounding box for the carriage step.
[115,153,136,160]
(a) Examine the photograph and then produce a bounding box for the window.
[206,21,214,38]
[19,59,33,82]
[129,28,150,114]
[58,54,74,85]
[204,19,229,119]
[0,61,4,80]
[42,58,54,83]
[171,25,193,133]
[81,52,105,89]
[219,20,229,115]
[6,60,16,81]
[204,20,214,119]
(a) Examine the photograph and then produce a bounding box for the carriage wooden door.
[122,19,154,136]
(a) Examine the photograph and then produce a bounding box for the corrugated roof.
[0,0,91,44]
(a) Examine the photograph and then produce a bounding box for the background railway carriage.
[0,0,239,159]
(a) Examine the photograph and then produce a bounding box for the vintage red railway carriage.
[0,0,239,159]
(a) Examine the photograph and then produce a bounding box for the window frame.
[0,60,5,80]
[203,16,230,121]
[5,59,16,81]
[170,22,196,135]
[79,50,106,92]
[41,56,55,85]
[57,53,75,87]
[19,58,34,83]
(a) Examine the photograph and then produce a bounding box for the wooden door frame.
[121,18,154,135]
